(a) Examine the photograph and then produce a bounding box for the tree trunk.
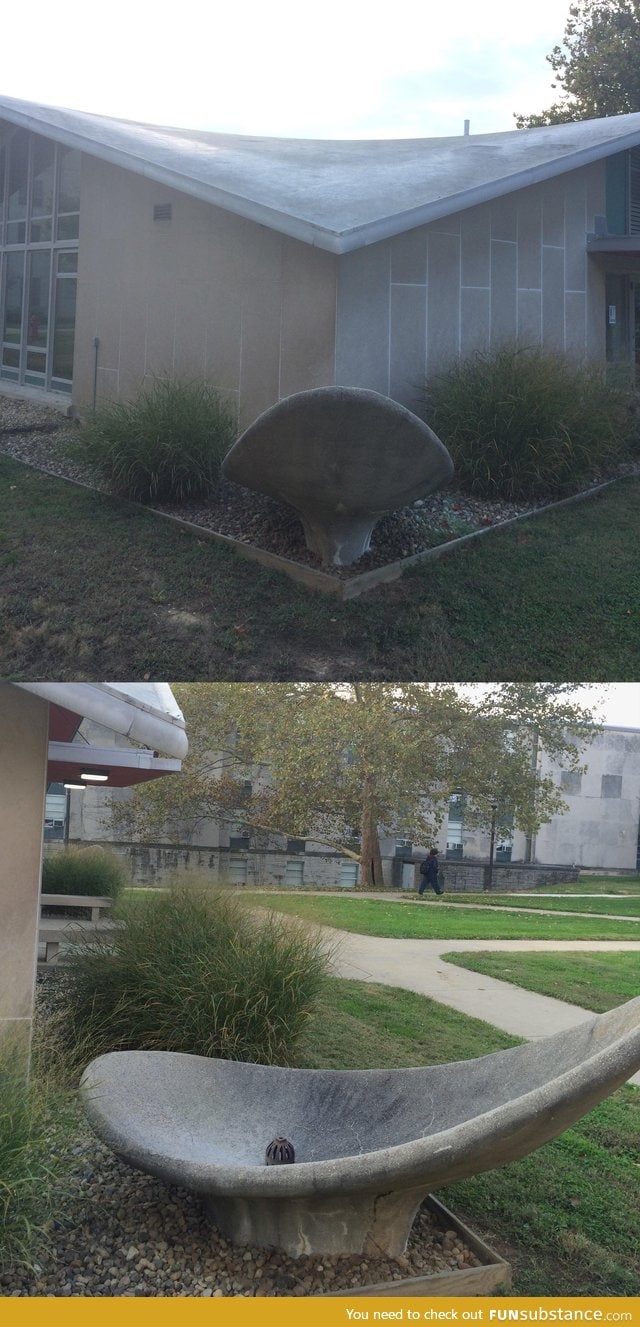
[359,770,384,889]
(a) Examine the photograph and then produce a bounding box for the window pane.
[26,351,46,372]
[2,347,20,368]
[31,136,55,217]
[56,213,79,241]
[27,250,50,348]
[52,274,76,381]
[57,250,78,274]
[2,251,24,345]
[58,148,80,213]
[7,130,28,243]
[601,774,622,799]
[0,145,5,235]
[30,216,53,243]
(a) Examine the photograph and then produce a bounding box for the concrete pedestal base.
[300,512,377,566]
[206,1184,426,1257]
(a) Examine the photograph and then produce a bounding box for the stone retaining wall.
[46,841,581,891]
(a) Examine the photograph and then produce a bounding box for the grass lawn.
[299,979,640,1296]
[1,457,639,679]
[247,891,640,940]
[429,891,640,917]
[439,951,640,1012]
[539,874,640,895]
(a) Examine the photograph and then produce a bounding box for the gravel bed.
[0,976,485,1297]
[1,1134,482,1297]
[1,394,636,576]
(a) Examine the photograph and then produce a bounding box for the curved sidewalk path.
[324,927,640,1086]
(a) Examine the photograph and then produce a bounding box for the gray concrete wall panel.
[460,286,491,359]
[565,291,587,358]
[516,191,542,292]
[389,284,427,409]
[564,187,587,293]
[490,241,518,346]
[542,181,565,246]
[586,160,607,226]
[517,289,543,347]
[461,207,491,288]
[391,229,428,284]
[586,259,606,360]
[542,245,566,350]
[335,242,391,391]
[491,194,518,243]
[426,231,460,372]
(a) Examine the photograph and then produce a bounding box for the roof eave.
[15,683,188,759]
[5,101,640,252]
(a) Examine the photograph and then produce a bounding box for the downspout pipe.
[92,337,100,410]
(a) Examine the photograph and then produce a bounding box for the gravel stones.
[0,1123,480,1297]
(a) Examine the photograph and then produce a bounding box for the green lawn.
[300,978,640,1296]
[247,892,640,939]
[440,951,640,1012]
[538,874,640,895]
[1,456,639,679]
[432,891,640,917]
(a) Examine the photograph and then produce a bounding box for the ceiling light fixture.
[79,769,110,783]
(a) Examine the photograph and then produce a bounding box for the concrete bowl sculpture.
[221,386,454,566]
[80,996,640,1258]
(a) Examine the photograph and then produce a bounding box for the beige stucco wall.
[335,162,608,413]
[0,685,48,1054]
[73,157,337,428]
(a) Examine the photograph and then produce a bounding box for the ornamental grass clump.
[41,846,127,901]
[58,883,332,1068]
[70,377,236,502]
[0,1037,74,1272]
[423,346,637,501]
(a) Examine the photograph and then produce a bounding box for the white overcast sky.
[3,1,577,139]
[459,685,640,730]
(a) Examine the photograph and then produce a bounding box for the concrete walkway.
[324,927,640,1086]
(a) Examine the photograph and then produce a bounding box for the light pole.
[485,798,498,892]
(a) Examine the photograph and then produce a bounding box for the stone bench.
[39,893,115,965]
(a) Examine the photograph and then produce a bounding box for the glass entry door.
[605,273,632,380]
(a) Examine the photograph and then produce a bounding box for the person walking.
[418,848,444,897]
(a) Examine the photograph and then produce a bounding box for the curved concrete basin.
[80,996,640,1257]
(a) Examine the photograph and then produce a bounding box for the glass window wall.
[0,125,80,393]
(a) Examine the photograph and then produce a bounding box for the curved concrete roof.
[15,682,188,759]
[3,95,640,252]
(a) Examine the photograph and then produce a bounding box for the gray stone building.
[3,96,640,424]
[56,723,640,888]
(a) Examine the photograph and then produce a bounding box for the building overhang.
[587,234,640,255]
[15,682,187,760]
[47,742,181,787]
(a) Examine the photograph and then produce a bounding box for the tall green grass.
[69,377,236,501]
[59,883,332,1067]
[42,846,127,900]
[423,346,637,501]
[0,1034,74,1272]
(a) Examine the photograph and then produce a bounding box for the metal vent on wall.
[153,203,172,222]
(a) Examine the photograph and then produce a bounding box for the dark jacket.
[420,856,439,883]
